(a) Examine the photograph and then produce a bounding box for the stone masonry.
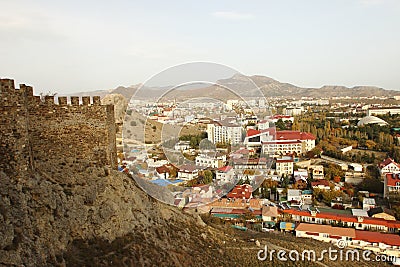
[0,78,117,180]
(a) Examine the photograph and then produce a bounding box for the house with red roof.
[208,198,263,223]
[379,158,400,176]
[269,115,294,123]
[232,157,269,170]
[243,128,272,149]
[155,164,176,179]
[282,208,400,233]
[276,130,316,153]
[216,165,235,183]
[262,139,303,156]
[353,230,400,254]
[384,172,400,197]
[295,223,400,256]
[295,223,355,244]
[311,180,331,190]
[227,184,253,199]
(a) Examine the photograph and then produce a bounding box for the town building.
[206,119,243,145]
[287,189,303,206]
[296,223,400,257]
[216,166,235,183]
[367,107,400,116]
[282,208,400,233]
[195,153,226,168]
[311,180,331,190]
[384,173,400,197]
[362,198,376,211]
[308,165,324,180]
[227,184,253,199]
[368,207,396,221]
[174,140,190,151]
[275,156,294,176]
[295,223,355,244]
[261,130,316,156]
[379,158,400,176]
[177,164,199,180]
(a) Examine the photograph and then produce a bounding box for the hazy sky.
[1,0,400,94]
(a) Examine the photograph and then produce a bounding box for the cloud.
[212,11,255,20]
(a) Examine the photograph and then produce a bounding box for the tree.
[275,119,287,130]
[203,170,214,184]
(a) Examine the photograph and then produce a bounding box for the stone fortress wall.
[0,78,117,179]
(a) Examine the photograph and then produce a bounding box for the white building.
[177,164,199,180]
[287,189,303,206]
[363,198,376,211]
[216,166,235,183]
[174,141,191,151]
[258,120,271,130]
[261,131,316,156]
[284,107,303,116]
[367,107,400,116]
[207,119,243,145]
[195,154,226,168]
[379,158,400,176]
[226,99,239,111]
[243,129,273,149]
[262,140,303,156]
[275,156,294,176]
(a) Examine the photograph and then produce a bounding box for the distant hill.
[74,74,400,100]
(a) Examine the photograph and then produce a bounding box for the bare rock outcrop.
[0,166,210,266]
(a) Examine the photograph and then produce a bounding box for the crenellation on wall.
[58,96,68,105]
[44,95,56,105]
[82,96,90,105]
[19,84,34,97]
[0,78,15,91]
[93,96,101,105]
[0,79,118,179]
[70,96,80,106]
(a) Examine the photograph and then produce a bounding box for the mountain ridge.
[69,74,400,100]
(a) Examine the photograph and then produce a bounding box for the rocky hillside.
[0,161,388,266]
[0,161,213,266]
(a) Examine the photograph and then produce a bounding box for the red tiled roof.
[379,158,400,169]
[386,173,400,186]
[227,184,253,199]
[217,166,233,172]
[276,130,316,141]
[355,230,400,246]
[262,140,302,145]
[271,115,293,120]
[246,129,261,137]
[156,165,170,174]
[282,209,400,228]
[311,180,330,187]
[296,223,356,238]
